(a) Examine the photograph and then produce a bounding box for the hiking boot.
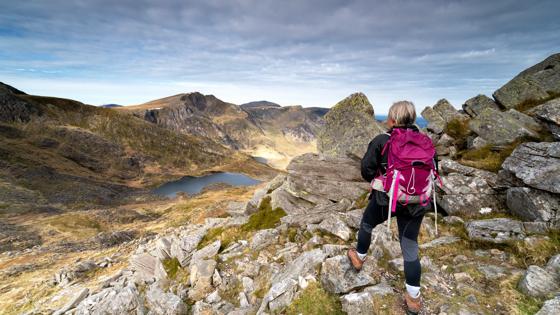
[404,292,422,314]
[347,248,364,271]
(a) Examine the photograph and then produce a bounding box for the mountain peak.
[332,92,374,117]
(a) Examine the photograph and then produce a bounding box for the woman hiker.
[346,101,438,315]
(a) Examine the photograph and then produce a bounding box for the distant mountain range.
[120,93,330,168]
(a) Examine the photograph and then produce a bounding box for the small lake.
[153,172,261,198]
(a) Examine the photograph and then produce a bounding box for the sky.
[0,0,559,113]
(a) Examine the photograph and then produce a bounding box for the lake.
[376,115,428,128]
[153,172,261,198]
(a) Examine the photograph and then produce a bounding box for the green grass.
[285,282,344,315]
[197,196,286,250]
[458,144,515,172]
[162,257,181,279]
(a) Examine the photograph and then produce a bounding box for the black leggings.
[356,195,424,287]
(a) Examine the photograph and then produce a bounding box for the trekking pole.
[432,174,438,236]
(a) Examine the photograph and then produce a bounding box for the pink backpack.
[372,128,442,233]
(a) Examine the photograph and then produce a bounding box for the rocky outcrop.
[462,94,501,117]
[0,82,37,122]
[438,160,504,216]
[320,255,377,294]
[421,99,464,134]
[468,108,541,145]
[465,218,526,243]
[536,296,560,315]
[502,142,560,194]
[528,98,560,140]
[269,153,368,214]
[506,187,559,229]
[518,264,559,298]
[493,53,560,109]
[317,93,385,158]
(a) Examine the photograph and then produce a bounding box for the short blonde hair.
[388,101,416,126]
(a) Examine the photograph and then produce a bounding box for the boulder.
[320,255,377,294]
[75,285,145,315]
[271,248,326,283]
[438,173,503,216]
[190,240,221,266]
[316,216,352,241]
[546,254,560,274]
[339,283,393,314]
[536,296,560,315]
[421,106,446,134]
[130,253,158,282]
[270,187,314,215]
[468,107,540,145]
[169,227,207,267]
[433,99,464,122]
[465,218,526,243]
[188,259,217,301]
[518,265,559,298]
[250,229,279,250]
[53,287,89,315]
[506,187,559,228]
[463,94,501,117]
[256,278,298,314]
[317,92,386,158]
[146,284,188,315]
[502,142,560,194]
[528,98,560,140]
[284,154,369,206]
[226,201,250,217]
[493,53,560,109]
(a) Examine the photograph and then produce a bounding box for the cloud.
[0,0,559,112]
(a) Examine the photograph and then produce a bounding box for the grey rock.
[75,285,145,315]
[507,187,559,227]
[130,253,158,283]
[439,173,503,216]
[188,259,217,301]
[529,98,560,139]
[502,142,560,194]
[536,296,560,315]
[546,254,560,274]
[272,248,326,283]
[250,229,279,250]
[469,107,540,145]
[443,216,464,225]
[465,218,526,243]
[419,236,460,249]
[266,174,287,192]
[284,154,370,207]
[470,136,488,149]
[146,284,187,315]
[190,240,221,266]
[226,201,250,217]
[320,255,377,294]
[169,227,207,267]
[317,92,386,158]
[518,265,560,298]
[246,188,268,213]
[53,287,89,315]
[421,106,446,134]
[493,53,560,109]
[153,237,172,261]
[463,94,501,117]
[339,283,393,315]
[433,99,464,122]
[477,265,508,280]
[256,278,298,314]
[317,215,352,241]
